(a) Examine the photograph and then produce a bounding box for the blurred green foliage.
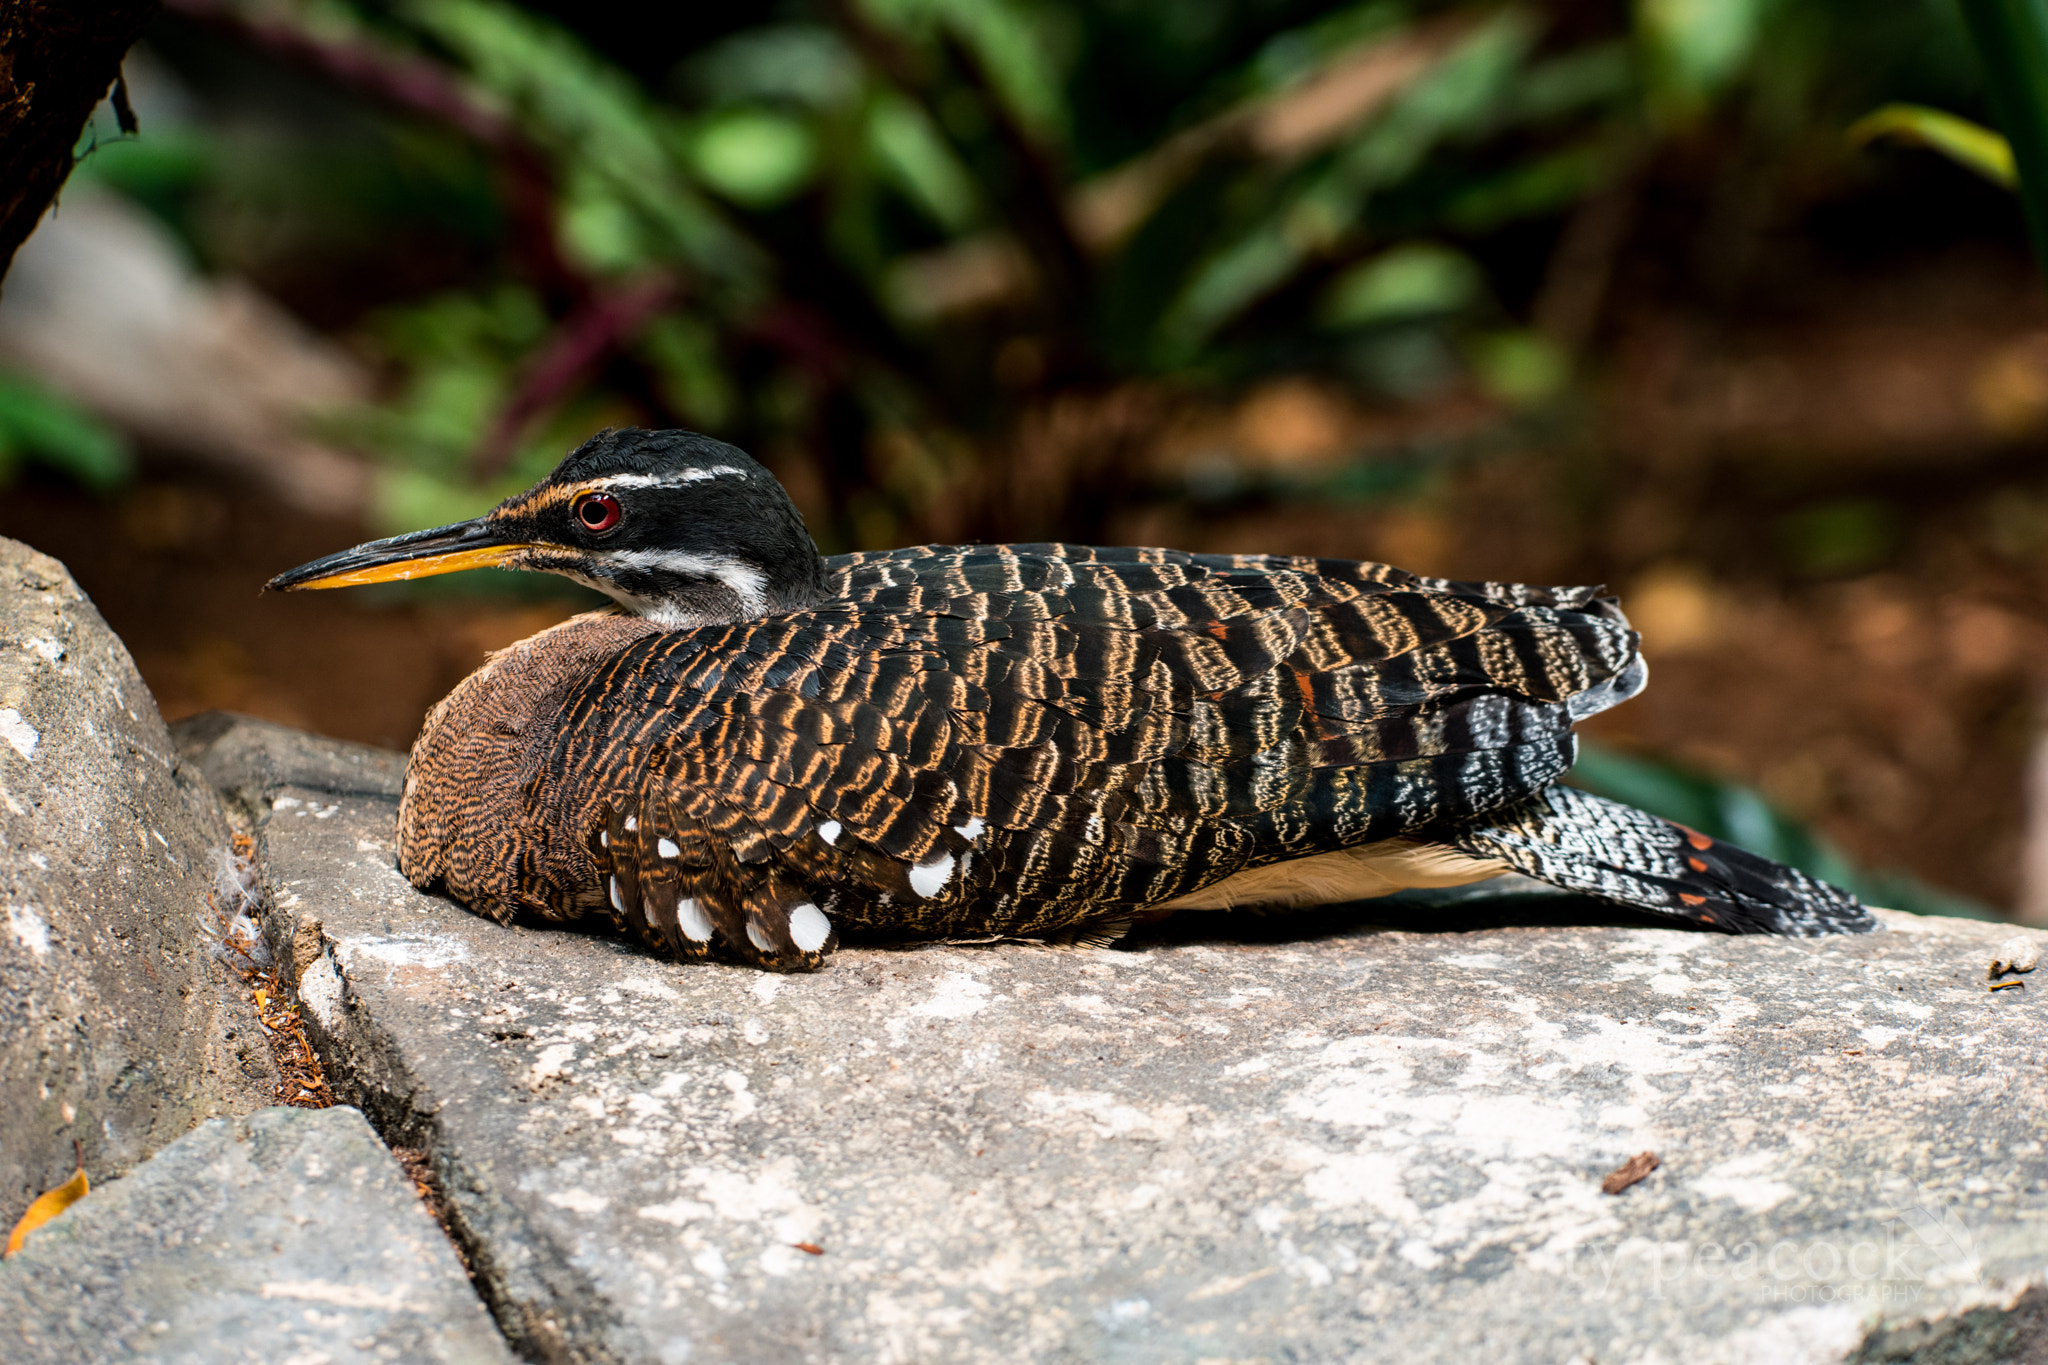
[1958,0,2048,272]
[1318,241,1482,328]
[79,0,1988,550]
[1775,499,1902,578]
[1844,0,2048,278]
[0,374,133,493]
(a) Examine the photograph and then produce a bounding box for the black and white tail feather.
[1447,782,1876,937]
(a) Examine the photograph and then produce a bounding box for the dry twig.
[1601,1151,1660,1195]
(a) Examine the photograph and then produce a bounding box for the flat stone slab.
[2,1104,513,1365]
[194,717,2048,1364]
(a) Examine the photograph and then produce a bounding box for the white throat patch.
[560,549,773,628]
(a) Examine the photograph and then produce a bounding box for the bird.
[267,427,1875,972]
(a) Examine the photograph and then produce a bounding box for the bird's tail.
[1445,783,1877,936]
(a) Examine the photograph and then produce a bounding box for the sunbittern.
[269,427,1874,971]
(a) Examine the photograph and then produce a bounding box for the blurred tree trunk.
[0,0,159,288]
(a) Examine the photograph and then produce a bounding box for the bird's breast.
[397,610,666,919]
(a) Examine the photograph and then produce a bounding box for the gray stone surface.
[175,709,408,815]
[1,1104,515,1365]
[187,715,2048,1364]
[0,539,275,1225]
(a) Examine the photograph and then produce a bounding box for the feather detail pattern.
[396,543,1868,970]
[1443,784,1874,937]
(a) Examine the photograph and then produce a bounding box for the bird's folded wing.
[562,546,1644,964]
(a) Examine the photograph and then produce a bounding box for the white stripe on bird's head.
[583,467,750,493]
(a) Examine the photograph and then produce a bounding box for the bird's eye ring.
[574,492,621,534]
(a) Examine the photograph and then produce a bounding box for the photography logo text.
[1563,1191,1979,1302]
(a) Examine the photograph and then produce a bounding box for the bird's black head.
[267,429,831,627]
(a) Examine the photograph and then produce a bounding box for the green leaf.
[1246,2,1414,96]
[867,93,980,231]
[558,177,656,274]
[347,284,559,476]
[860,0,1074,146]
[1442,142,1612,234]
[1155,11,1537,355]
[1157,219,1306,361]
[1319,242,1482,327]
[1958,0,2048,274]
[1322,12,1536,189]
[403,0,760,285]
[0,372,133,492]
[1465,329,1568,404]
[690,110,819,208]
[68,130,213,201]
[1635,0,1768,115]
[1502,42,1638,124]
[1849,103,2017,187]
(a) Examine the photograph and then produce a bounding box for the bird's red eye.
[574,493,621,533]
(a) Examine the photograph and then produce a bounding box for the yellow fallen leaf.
[1848,103,2017,188]
[5,1162,88,1258]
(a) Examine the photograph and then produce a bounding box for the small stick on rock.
[1601,1151,1660,1195]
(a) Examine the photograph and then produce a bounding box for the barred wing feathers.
[519,545,1640,969]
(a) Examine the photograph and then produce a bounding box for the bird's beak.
[265,518,534,591]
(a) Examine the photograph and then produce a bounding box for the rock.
[173,709,406,813]
[1,1104,514,1365]
[0,541,276,1226]
[1989,934,2040,979]
[182,714,2048,1364]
